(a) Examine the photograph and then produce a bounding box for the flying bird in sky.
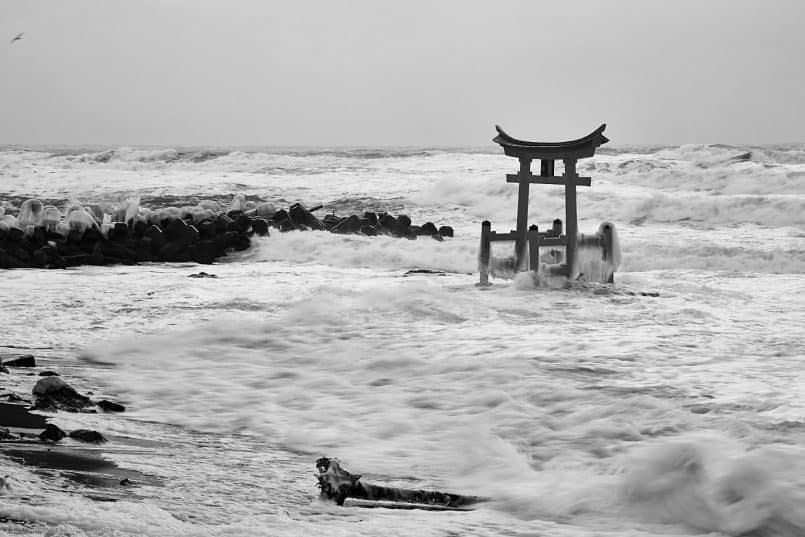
[10,33,24,44]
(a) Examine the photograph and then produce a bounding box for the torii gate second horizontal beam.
[505,174,592,186]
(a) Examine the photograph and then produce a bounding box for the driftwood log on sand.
[315,457,488,511]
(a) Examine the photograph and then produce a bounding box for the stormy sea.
[0,143,804,536]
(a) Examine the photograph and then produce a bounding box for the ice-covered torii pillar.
[480,124,608,282]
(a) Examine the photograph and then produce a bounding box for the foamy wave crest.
[0,500,187,536]
[750,146,805,165]
[621,242,805,273]
[653,144,753,165]
[38,146,453,174]
[414,172,805,229]
[0,499,374,536]
[74,279,805,534]
[619,193,805,228]
[621,435,805,536]
[474,433,805,535]
[47,147,238,172]
[411,174,564,222]
[646,143,805,167]
[77,285,500,477]
[602,158,805,196]
[75,147,181,164]
[241,231,478,273]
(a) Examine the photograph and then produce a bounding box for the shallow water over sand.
[1,145,804,536]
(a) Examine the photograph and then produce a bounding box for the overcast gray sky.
[2,1,803,147]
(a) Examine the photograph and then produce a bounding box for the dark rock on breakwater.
[0,196,454,269]
[0,198,257,269]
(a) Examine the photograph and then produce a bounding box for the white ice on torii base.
[576,222,621,283]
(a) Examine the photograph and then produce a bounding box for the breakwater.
[0,196,454,269]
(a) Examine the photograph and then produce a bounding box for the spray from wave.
[240,231,478,273]
[621,435,805,536]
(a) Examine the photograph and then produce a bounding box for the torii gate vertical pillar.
[563,158,578,278]
[514,158,532,272]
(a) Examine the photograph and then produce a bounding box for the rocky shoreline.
[0,351,145,502]
[0,195,454,269]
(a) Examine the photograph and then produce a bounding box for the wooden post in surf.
[551,218,563,238]
[482,124,608,283]
[563,158,578,277]
[527,224,539,273]
[514,158,531,272]
[601,222,616,284]
[478,220,491,286]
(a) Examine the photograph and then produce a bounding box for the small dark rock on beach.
[188,271,217,278]
[97,400,126,413]
[32,376,93,412]
[4,355,36,368]
[39,423,67,443]
[68,429,108,444]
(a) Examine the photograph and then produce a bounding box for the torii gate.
[479,124,609,284]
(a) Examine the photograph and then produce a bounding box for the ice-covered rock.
[159,207,181,223]
[123,197,140,223]
[43,206,62,231]
[193,208,214,223]
[230,193,246,212]
[18,199,44,228]
[198,200,220,213]
[254,202,277,218]
[55,222,71,237]
[87,203,105,221]
[67,209,97,233]
[147,208,161,225]
[0,215,20,232]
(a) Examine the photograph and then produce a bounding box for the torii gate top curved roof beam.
[493,124,608,160]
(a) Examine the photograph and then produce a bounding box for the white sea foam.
[57,270,802,534]
[242,231,478,273]
[621,436,805,535]
[1,144,804,536]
